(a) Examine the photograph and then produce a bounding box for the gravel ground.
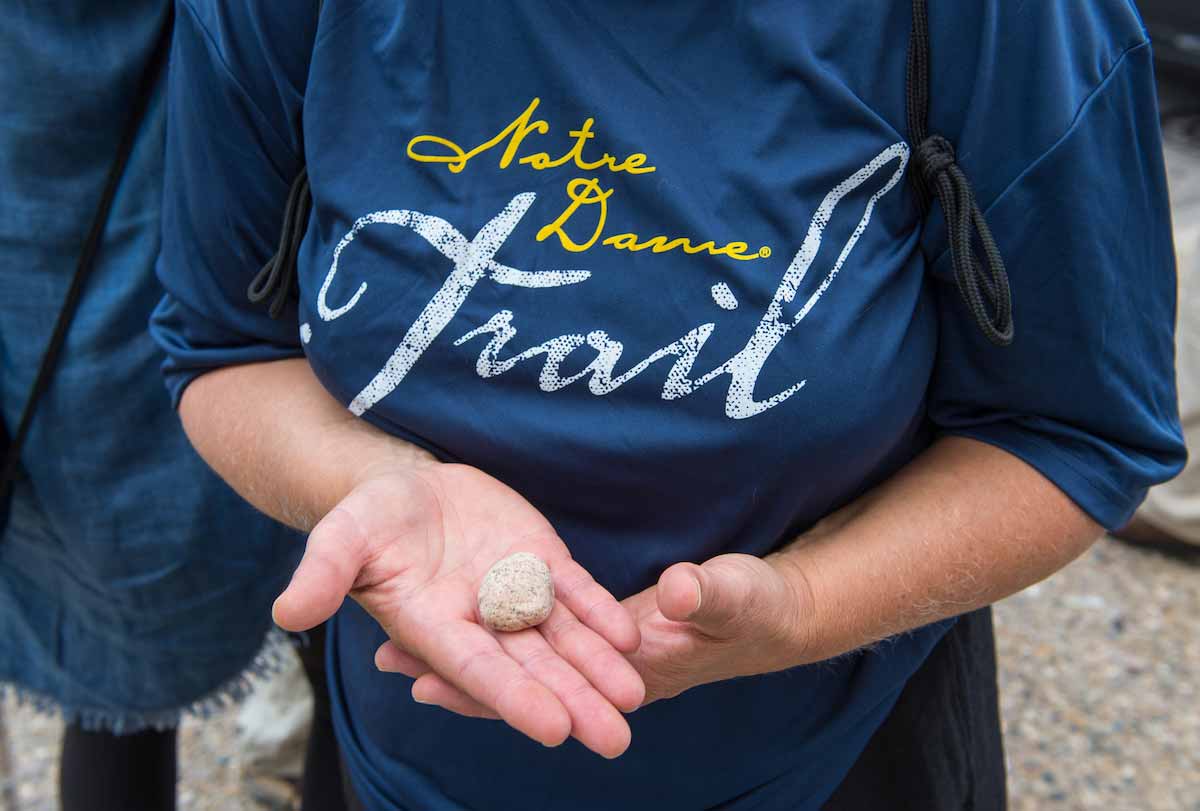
[1,77,1197,811]
[996,538,1199,811]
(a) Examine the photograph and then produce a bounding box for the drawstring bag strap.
[907,0,1014,346]
[249,0,322,318]
[251,0,1016,346]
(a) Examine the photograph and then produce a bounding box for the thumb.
[656,556,761,632]
[272,507,369,632]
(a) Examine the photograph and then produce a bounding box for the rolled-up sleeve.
[927,40,1186,530]
[151,0,317,406]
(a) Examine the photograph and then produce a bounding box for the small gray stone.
[477,553,555,632]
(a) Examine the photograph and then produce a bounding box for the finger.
[412,673,500,720]
[658,558,758,631]
[553,559,640,653]
[378,642,498,719]
[273,507,369,632]
[418,621,571,748]
[497,628,632,759]
[538,602,645,712]
[374,641,432,679]
[656,562,705,622]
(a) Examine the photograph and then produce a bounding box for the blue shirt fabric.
[153,0,1185,807]
[0,0,301,730]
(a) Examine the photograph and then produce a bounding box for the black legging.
[294,622,350,811]
[59,724,177,811]
[823,607,1006,810]
[59,623,347,811]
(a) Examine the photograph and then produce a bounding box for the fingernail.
[689,575,702,618]
[412,695,432,705]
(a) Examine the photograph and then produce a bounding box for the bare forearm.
[178,358,436,531]
[773,435,1103,663]
[180,363,1101,663]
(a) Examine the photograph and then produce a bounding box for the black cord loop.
[907,0,1014,346]
[247,0,323,320]
[247,166,311,319]
[916,135,1013,345]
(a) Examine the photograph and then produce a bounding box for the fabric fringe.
[0,627,295,735]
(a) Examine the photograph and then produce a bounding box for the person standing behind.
[0,3,335,809]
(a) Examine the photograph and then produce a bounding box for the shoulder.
[934,0,1148,77]
[172,0,322,155]
[924,0,1153,206]
[928,0,1149,116]
[174,0,320,91]
[177,0,319,43]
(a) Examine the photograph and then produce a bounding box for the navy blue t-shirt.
[153,2,1184,808]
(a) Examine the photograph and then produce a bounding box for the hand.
[622,553,813,705]
[271,462,644,758]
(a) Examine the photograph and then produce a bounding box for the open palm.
[272,463,644,758]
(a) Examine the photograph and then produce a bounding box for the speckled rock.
[477,553,555,632]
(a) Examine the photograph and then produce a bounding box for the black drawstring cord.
[907,0,1014,346]
[248,166,311,319]
[248,0,323,319]
[917,136,1013,345]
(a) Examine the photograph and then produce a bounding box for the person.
[0,3,335,810]
[151,1,1186,808]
